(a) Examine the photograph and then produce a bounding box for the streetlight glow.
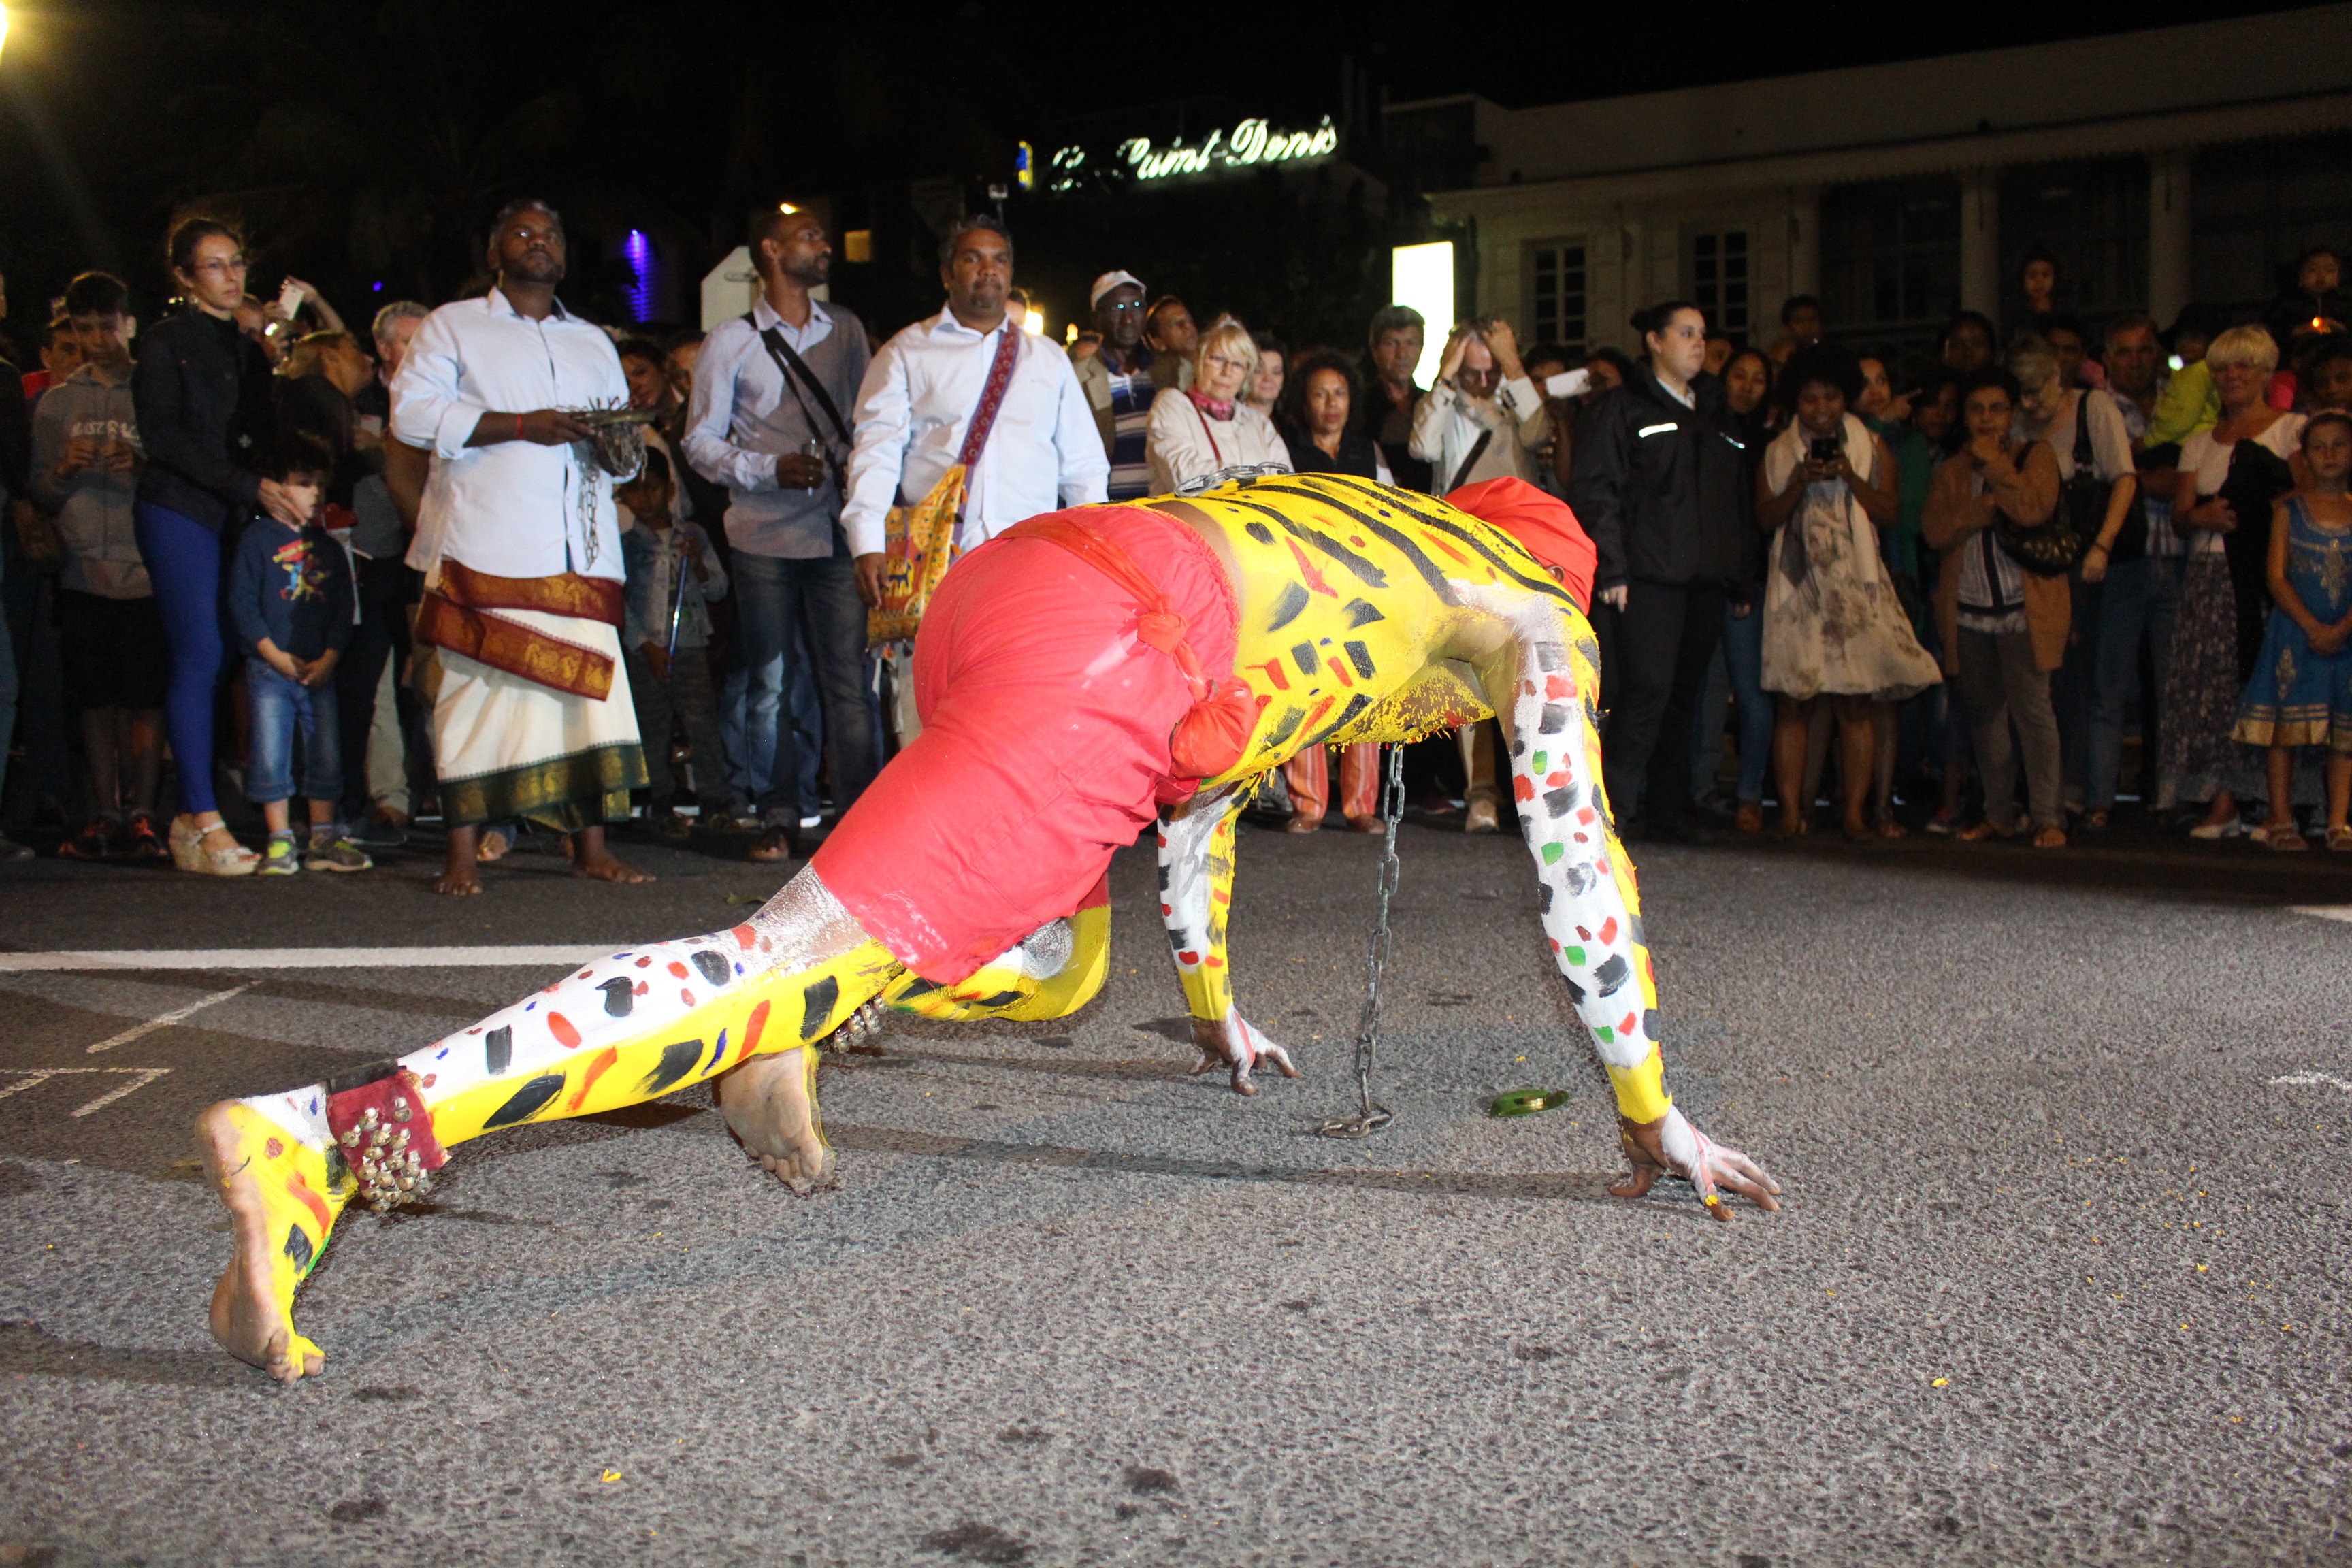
[1,5,12,65]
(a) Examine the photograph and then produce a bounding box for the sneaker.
[305,832,373,872]
[346,813,406,850]
[651,808,694,841]
[1923,806,1960,836]
[58,815,122,862]
[2187,817,2249,840]
[259,834,303,875]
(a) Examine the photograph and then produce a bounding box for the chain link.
[1316,742,1406,1139]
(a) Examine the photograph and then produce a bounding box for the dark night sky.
[0,0,2330,334]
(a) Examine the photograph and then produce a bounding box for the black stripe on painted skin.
[1539,703,1570,734]
[639,1039,706,1096]
[324,1058,402,1096]
[1538,883,1554,912]
[1267,582,1312,632]
[799,976,840,1041]
[1218,497,1398,591]
[484,1073,566,1128]
[691,950,733,987]
[1244,520,1276,545]
[1291,642,1320,675]
[1262,705,1310,748]
[1343,640,1376,678]
[598,978,635,1018]
[1344,598,1385,627]
[483,1026,512,1077]
[1166,924,1191,953]
[1594,954,1632,994]
[1544,785,1577,817]
[1563,864,1597,896]
[1304,693,1373,748]
[1234,489,1442,599]
[284,1224,313,1271]
[1382,497,1580,609]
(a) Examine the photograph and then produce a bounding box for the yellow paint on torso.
[1141,473,1574,787]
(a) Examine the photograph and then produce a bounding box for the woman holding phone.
[1755,342,1939,840]
[133,218,315,874]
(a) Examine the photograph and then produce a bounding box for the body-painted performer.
[394,199,652,895]
[197,470,1781,1382]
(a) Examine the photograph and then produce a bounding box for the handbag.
[1994,395,2128,576]
[866,323,1023,645]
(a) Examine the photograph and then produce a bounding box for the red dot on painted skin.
[265,1138,283,1159]
[549,1013,581,1047]
[682,989,696,1007]
[636,957,653,969]
[733,925,757,949]
[668,961,690,979]
[635,981,649,996]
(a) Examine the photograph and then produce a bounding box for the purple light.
[371,280,384,293]
[622,229,655,321]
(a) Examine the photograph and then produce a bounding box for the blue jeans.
[2087,555,2184,812]
[1718,603,1773,802]
[134,502,228,817]
[732,551,878,826]
[244,659,342,807]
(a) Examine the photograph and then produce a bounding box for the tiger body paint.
[197,474,1775,1384]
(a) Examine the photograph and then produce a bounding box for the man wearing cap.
[1073,270,1159,500]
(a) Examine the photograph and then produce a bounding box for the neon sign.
[1049,116,1338,190]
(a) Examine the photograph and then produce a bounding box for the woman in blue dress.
[2234,410,2352,849]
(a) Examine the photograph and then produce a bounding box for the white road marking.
[70,1068,172,1118]
[2290,906,2352,922]
[0,1066,174,1117]
[0,945,619,973]
[2271,1071,2352,1093]
[84,983,255,1054]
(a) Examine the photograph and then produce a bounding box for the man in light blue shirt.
[683,209,876,862]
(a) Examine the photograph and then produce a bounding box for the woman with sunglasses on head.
[132,218,318,875]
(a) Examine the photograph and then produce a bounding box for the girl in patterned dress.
[2234,411,2352,849]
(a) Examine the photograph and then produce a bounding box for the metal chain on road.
[1316,742,1406,1139]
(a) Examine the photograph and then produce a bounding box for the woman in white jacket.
[1145,319,1291,492]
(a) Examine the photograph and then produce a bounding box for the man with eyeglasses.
[1073,271,1160,500]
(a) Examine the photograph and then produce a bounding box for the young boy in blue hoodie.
[227,432,367,873]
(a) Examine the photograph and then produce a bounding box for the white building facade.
[1392,9,2352,361]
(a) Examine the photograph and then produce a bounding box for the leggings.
[134,502,227,817]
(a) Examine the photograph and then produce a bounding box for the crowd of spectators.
[2,209,2349,870]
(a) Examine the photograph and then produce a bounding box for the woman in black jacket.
[132,217,310,875]
[1568,301,1756,840]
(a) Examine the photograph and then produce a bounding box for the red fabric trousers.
[813,506,1237,983]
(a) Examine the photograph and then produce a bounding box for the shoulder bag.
[866,323,1024,645]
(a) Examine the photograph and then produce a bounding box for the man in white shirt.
[842,215,1106,742]
[1409,318,1550,497]
[842,215,1107,587]
[392,197,651,895]
[684,208,878,863]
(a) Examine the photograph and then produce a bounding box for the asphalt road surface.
[3,819,2351,1567]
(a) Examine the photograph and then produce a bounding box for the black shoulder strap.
[745,312,853,449]
[2074,390,2096,470]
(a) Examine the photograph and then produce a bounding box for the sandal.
[475,827,512,863]
[2032,824,2068,849]
[1956,819,2017,843]
[747,826,797,863]
[169,815,259,876]
[1284,815,1324,834]
[2329,826,2352,852]
[123,812,168,861]
[2259,821,2311,852]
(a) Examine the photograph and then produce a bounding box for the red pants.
[813,507,1237,983]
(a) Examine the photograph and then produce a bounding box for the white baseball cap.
[1089,270,1147,309]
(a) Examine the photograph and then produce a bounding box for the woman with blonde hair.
[1145,319,1290,491]
[2164,323,2306,838]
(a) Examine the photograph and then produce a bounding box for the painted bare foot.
[1610,1107,1781,1220]
[1186,1008,1301,1096]
[715,1048,834,1192]
[196,1099,342,1382]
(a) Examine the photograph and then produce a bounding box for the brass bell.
[391,1096,412,1122]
